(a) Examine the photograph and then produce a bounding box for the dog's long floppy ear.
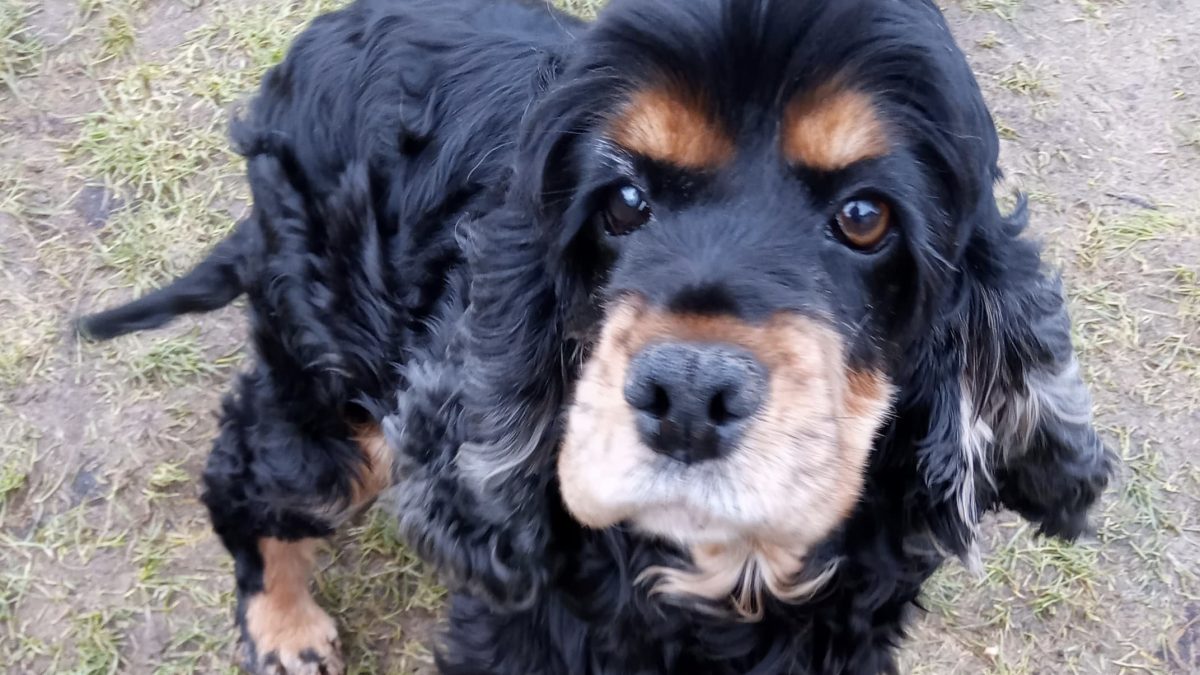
[885,11,1115,553]
[973,234,1115,540]
[913,198,1115,555]
[453,66,603,513]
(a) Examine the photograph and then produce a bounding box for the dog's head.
[460,0,1111,615]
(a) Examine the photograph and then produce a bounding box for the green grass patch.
[69,64,228,203]
[317,509,445,674]
[144,461,191,498]
[127,334,220,387]
[65,611,123,675]
[981,522,1105,623]
[99,11,136,62]
[188,0,346,105]
[151,618,240,675]
[994,117,1019,141]
[1079,209,1186,267]
[977,31,1004,49]
[962,0,1024,21]
[33,502,129,562]
[0,297,59,388]
[0,0,42,94]
[0,412,39,510]
[996,62,1054,98]
[66,2,355,288]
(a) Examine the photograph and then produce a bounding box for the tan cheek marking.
[783,86,888,171]
[609,86,734,169]
[242,538,341,670]
[739,324,867,529]
[842,369,895,453]
[557,303,643,528]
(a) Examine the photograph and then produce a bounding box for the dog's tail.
[77,220,257,341]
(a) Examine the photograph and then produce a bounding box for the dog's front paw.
[239,594,344,675]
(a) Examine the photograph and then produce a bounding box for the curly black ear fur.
[380,198,579,609]
[378,50,598,609]
[912,196,1114,555]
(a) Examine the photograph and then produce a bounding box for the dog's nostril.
[707,389,731,425]
[649,384,671,418]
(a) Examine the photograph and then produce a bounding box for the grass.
[127,334,220,387]
[144,461,190,499]
[188,0,344,103]
[0,415,37,506]
[65,611,123,675]
[316,510,446,674]
[66,2,348,289]
[977,31,1004,49]
[1079,208,1186,267]
[0,293,60,388]
[962,0,1024,21]
[997,61,1055,97]
[69,65,228,200]
[994,117,1019,141]
[0,0,42,94]
[978,521,1104,623]
[99,10,135,62]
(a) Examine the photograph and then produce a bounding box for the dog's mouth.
[557,298,893,610]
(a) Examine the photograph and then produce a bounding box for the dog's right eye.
[601,185,652,236]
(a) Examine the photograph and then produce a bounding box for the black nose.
[623,342,767,464]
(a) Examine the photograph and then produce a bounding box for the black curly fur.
[79,0,1114,673]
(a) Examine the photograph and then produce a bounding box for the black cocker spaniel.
[80,0,1114,673]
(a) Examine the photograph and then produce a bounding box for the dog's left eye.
[601,185,652,236]
[834,197,892,250]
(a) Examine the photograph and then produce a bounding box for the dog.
[80,0,1115,672]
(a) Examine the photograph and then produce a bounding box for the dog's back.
[80,0,579,406]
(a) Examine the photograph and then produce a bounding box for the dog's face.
[450,0,1105,616]
[538,0,999,607]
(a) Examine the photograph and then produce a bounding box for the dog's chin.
[558,441,828,550]
[559,441,850,618]
[628,502,749,547]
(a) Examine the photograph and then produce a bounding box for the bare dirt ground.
[1,0,1197,673]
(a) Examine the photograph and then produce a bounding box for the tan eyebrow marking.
[782,86,889,171]
[609,86,735,169]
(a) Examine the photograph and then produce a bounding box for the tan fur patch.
[313,425,395,526]
[782,85,888,170]
[609,86,734,169]
[243,538,343,674]
[350,425,394,509]
[557,299,894,613]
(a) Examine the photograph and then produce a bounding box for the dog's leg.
[238,538,343,675]
[204,380,395,675]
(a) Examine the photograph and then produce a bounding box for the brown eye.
[834,198,892,250]
[602,185,652,236]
